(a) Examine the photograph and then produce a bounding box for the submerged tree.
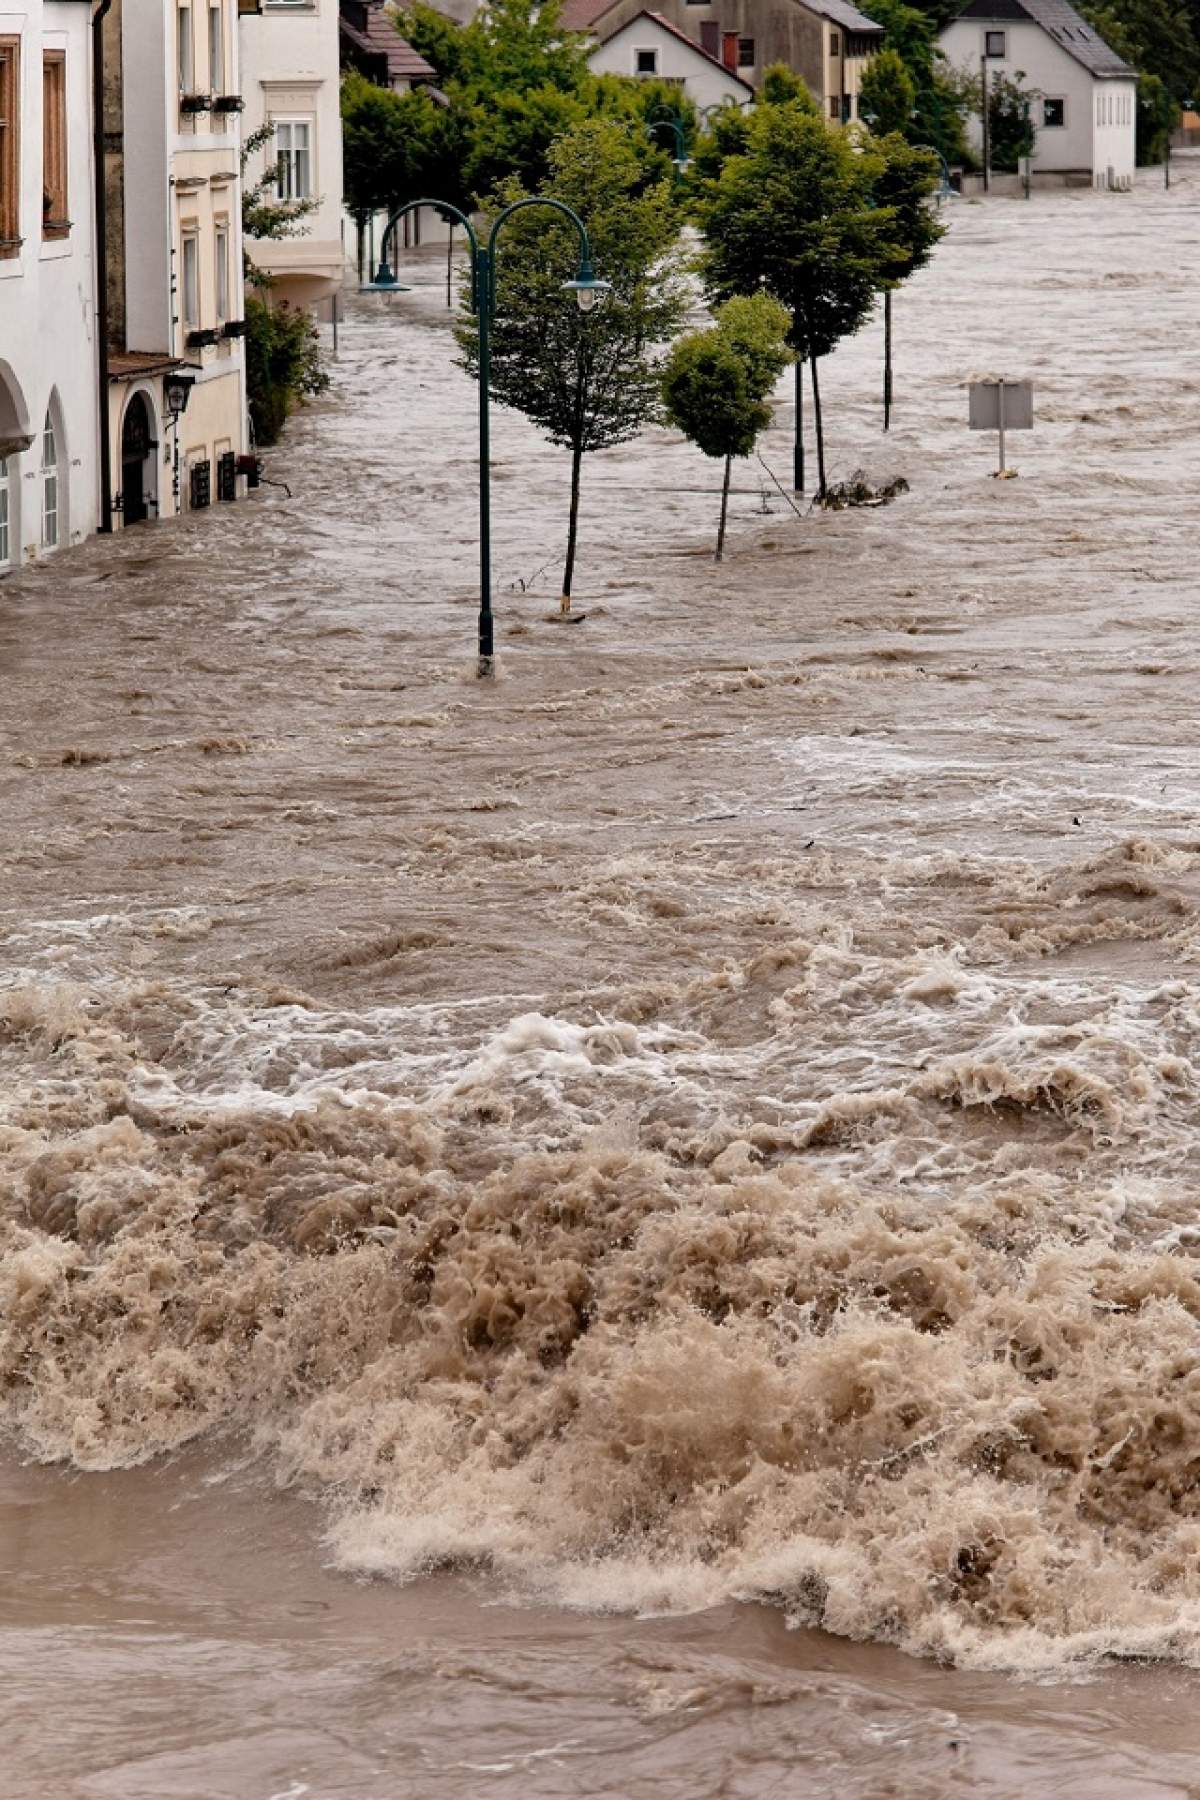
[661,295,793,561]
[697,103,903,496]
[865,132,944,427]
[456,120,688,612]
[858,48,917,137]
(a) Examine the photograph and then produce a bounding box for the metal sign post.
[969,378,1033,476]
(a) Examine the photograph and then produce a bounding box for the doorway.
[120,393,157,526]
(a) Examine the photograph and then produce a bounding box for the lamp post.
[163,371,195,510]
[644,107,691,174]
[362,197,608,678]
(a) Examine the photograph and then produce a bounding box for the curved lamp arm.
[486,196,608,315]
[368,198,481,306]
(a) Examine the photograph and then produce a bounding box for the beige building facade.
[103,0,248,528]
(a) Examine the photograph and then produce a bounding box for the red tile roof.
[560,0,619,29]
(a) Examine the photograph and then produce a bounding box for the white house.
[940,0,1137,190]
[104,0,249,522]
[586,9,754,110]
[0,0,101,571]
[241,0,345,305]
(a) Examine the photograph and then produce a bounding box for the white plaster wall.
[240,0,344,304]
[1093,78,1136,187]
[940,16,1117,175]
[0,0,100,567]
[587,17,752,109]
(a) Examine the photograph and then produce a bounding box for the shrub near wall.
[245,296,330,448]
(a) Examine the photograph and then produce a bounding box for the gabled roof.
[811,0,884,32]
[952,0,1135,77]
[339,0,436,83]
[594,9,756,88]
[565,0,883,32]
[560,0,617,28]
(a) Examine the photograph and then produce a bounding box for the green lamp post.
[644,107,691,174]
[361,197,609,678]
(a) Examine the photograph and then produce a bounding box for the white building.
[0,0,101,572]
[240,0,344,305]
[103,0,249,524]
[586,9,754,110]
[940,0,1137,191]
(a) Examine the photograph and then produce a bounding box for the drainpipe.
[92,0,114,532]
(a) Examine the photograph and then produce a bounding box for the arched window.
[40,408,58,549]
[0,454,10,569]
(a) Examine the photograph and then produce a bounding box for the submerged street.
[7,170,1200,1795]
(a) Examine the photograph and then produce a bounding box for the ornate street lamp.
[164,372,195,508]
[361,198,609,678]
[644,108,691,174]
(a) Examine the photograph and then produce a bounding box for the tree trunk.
[811,356,827,500]
[883,290,892,433]
[446,223,453,310]
[560,438,584,613]
[715,453,731,561]
[793,350,805,492]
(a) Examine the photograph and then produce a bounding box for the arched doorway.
[120,392,157,527]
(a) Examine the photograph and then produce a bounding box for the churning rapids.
[7,168,1200,1796]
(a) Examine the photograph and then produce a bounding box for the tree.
[867,133,945,427]
[456,121,689,611]
[240,123,328,445]
[1077,0,1199,160]
[856,0,972,167]
[661,295,793,560]
[697,103,905,496]
[340,72,466,222]
[859,48,917,136]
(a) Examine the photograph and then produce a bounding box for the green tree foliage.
[981,67,1036,172]
[858,47,917,135]
[867,134,945,283]
[759,63,818,107]
[340,71,466,219]
[244,296,329,447]
[1077,0,1198,160]
[697,102,906,493]
[456,121,689,609]
[858,0,971,166]
[661,294,793,560]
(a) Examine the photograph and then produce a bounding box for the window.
[842,92,853,121]
[0,38,19,256]
[215,221,229,321]
[829,95,840,118]
[40,412,58,550]
[737,37,755,65]
[178,4,194,91]
[830,30,840,53]
[985,30,1005,55]
[0,456,9,568]
[274,119,311,199]
[42,53,68,238]
[634,47,658,74]
[1043,96,1065,127]
[181,230,199,327]
[208,3,223,91]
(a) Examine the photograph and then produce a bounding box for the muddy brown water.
[6,168,1200,1794]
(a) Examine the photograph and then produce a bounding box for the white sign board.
[969,380,1033,431]
[969,379,1033,475]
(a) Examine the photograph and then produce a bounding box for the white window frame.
[215,219,229,322]
[633,46,659,75]
[0,455,10,568]
[40,411,58,550]
[178,3,194,91]
[208,2,223,93]
[273,117,313,200]
[984,29,1005,56]
[181,229,200,327]
[1042,95,1066,127]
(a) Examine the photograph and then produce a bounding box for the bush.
[245,296,329,447]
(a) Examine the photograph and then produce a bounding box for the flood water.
[6,166,1200,1795]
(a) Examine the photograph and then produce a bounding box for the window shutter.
[189,459,211,509]
[217,450,237,501]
